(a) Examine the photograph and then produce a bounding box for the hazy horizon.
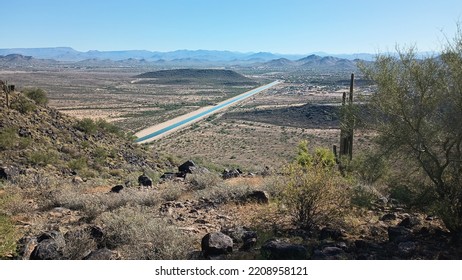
[2,0,462,54]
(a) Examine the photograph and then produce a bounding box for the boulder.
[18,127,31,137]
[0,167,7,180]
[30,231,66,260]
[222,168,242,179]
[313,246,347,260]
[398,216,421,228]
[0,165,20,181]
[110,185,124,193]
[17,236,38,260]
[201,232,233,257]
[388,226,412,243]
[222,227,257,251]
[261,240,308,260]
[138,174,153,187]
[320,227,345,241]
[246,190,269,204]
[88,225,104,242]
[178,160,196,174]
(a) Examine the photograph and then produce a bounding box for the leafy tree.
[361,27,462,236]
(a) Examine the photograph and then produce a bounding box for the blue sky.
[1,0,461,54]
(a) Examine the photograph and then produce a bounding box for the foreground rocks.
[201,232,233,257]
[261,240,308,260]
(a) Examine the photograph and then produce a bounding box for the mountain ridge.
[0,47,376,62]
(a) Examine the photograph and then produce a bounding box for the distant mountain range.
[0,47,395,72]
[0,47,376,62]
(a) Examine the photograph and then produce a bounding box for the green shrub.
[27,150,58,166]
[68,157,88,171]
[347,152,388,184]
[96,119,123,136]
[10,94,36,113]
[313,147,336,168]
[23,88,48,106]
[0,128,18,151]
[295,140,312,168]
[280,141,350,230]
[75,118,97,135]
[388,182,438,210]
[280,163,349,230]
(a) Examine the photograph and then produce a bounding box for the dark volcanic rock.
[0,167,7,180]
[30,231,66,260]
[201,232,233,257]
[388,226,412,243]
[320,227,345,241]
[313,246,347,260]
[261,240,308,260]
[399,216,421,228]
[0,165,20,181]
[138,174,153,187]
[110,185,124,193]
[222,168,242,179]
[222,227,258,251]
[246,190,269,204]
[178,160,196,174]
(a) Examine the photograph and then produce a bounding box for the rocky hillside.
[0,91,160,182]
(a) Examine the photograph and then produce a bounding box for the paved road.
[135,80,281,144]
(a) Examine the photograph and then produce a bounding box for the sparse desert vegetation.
[2,28,462,261]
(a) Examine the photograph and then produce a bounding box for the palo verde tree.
[361,27,462,236]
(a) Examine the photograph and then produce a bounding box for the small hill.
[0,54,58,67]
[262,58,296,68]
[0,90,161,181]
[296,54,357,70]
[134,69,258,86]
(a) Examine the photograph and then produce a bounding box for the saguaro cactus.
[1,80,10,108]
[335,73,355,162]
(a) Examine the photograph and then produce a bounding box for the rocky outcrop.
[138,174,153,187]
[388,226,412,242]
[222,168,242,179]
[178,160,196,174]
[201,232,233,257]
[30,231,66,260]
[222,226,257,251]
